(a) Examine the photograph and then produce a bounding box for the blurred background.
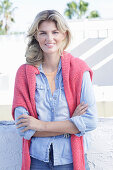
[0,0,113,120]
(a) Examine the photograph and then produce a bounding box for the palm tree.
[64,1,78,19]
[64,0,100,19]
[87,10,100,19]
[0,0,17,34]
[78,0,88,18]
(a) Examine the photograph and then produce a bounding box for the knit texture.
[12,51,93,170]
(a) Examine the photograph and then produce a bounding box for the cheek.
[57,38,64,44]
[37,35,45,44]
[38,39,45,47]
[61,35,66,42]
[57,34,65,42]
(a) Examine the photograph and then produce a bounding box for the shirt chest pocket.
[35,84,45,102]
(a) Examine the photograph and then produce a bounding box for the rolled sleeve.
[70,116,86,136]
[69,71,97,137]
[15,106,36,140]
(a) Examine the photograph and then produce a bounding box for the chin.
[43,49,58,54]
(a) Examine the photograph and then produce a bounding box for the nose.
[46,33,53,41]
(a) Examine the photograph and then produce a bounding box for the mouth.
[45,43,55,48]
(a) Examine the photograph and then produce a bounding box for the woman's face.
[36,21,66,56]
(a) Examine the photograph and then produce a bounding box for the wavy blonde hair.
[25,10,71,66]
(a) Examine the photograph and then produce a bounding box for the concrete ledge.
[0,118,113,170]
[0,121,22,170]
[87,118,113,170]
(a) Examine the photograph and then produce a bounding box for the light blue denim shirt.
[15,58,97,165]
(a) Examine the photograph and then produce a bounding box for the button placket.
[40,85,43,89]
[53,96,57,100]
[50,97,52,101]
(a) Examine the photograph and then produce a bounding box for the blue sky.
[11,0,113,32]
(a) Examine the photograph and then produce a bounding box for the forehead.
[38,21,57,30]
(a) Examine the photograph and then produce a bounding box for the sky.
[10,0,113,32]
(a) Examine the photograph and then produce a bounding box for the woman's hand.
[16,114,45,132]
[72,102,88,117]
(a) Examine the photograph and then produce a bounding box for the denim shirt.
[15,59,97,165]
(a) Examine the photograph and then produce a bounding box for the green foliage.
[64,0,100,19]
[79,0,88,18]
[0,0,17,35]
[87,10,100,19]
[64,1,78,19]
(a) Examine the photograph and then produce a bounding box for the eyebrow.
[38,29,58,32]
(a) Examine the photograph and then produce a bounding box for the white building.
[0,19,113,120]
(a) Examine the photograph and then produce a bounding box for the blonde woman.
[12,10,97,170]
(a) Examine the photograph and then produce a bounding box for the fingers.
[16,122,28,128]
[16,114,30,126]
[17,114,29,120]
[77,107,87,116]
[73,102,88,117]
[21,127,29,133]
[77,102,88,110]
[16,119,29,132]
[16,118,27,125]
[16,114,30,131]
[77,102,88,111]
[15,114,38,132]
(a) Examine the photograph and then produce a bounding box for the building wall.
[0,121,22,170]
[87,118,113,170]
[0,101,113,121]
[0,118,113,170]
[96,102,113,117]
[0,20,113,119]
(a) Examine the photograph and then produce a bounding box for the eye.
[39,32,46,35]
[53,31,59,34]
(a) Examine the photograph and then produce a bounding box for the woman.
[12,10,97,170]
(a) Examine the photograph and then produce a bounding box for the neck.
[42,53,60,72]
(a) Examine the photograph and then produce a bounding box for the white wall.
[0,19,113,118]
[0,121,22,170]
[0,118,113,170]
[87,118,113,170]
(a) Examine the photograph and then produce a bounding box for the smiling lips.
[45,43,55,48]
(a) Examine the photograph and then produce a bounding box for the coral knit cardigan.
[12,51,93,170]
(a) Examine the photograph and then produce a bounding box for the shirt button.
[50,98,52,101]
[56,77,58,80]
[40,85,43,89]
[51,109,54,112]
[53,96,57,100]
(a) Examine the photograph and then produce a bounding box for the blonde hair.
[25,10,71,66]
